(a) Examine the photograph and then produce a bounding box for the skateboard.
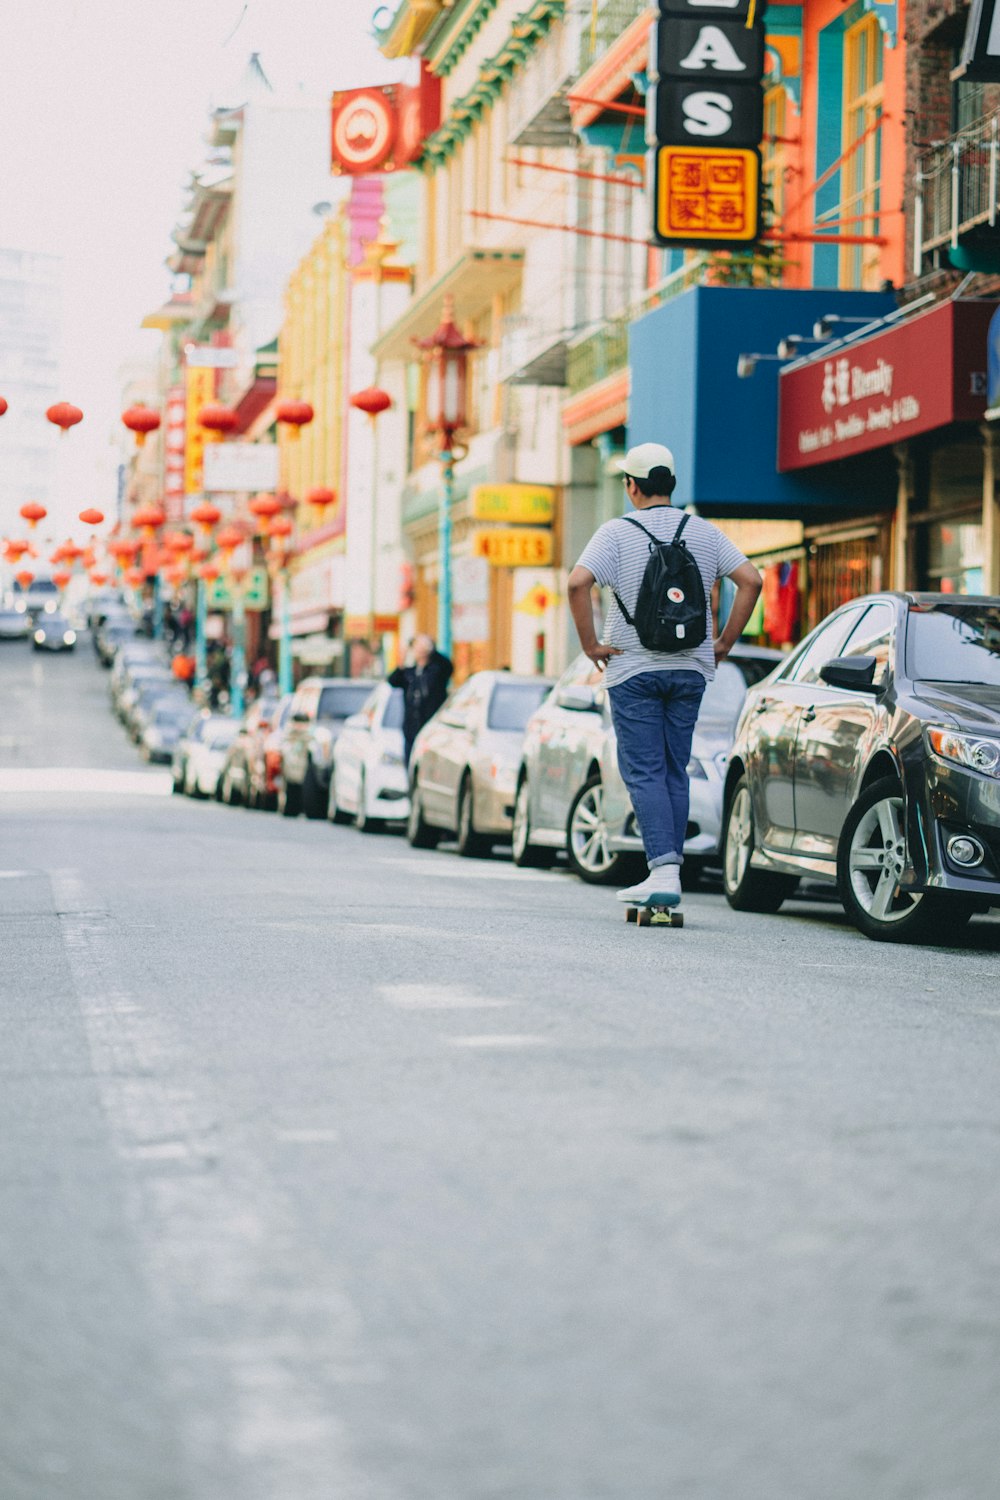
[624,894,683,929]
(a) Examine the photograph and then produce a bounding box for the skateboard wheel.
[637,907,652,927]
[673,912,684,928]
[625,906,637,923]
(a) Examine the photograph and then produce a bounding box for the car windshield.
[697,662,747,728]
[905,603,1000,685]
[154,704,189,725]
[383,689,405,730]
[318,684,373,720]
[487,681,551,731]
[15,579,57,596]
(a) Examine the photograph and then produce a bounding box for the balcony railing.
[565,257,709,395]
[914,111,1000,272]
[577,0,650,74]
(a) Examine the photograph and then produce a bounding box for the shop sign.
[202,442,279,493]
[648,0,766,246]
[470,484,555,523]
[208,567,269,612]
[474,529,554,567]
[183,344,238,369]
[184,365,215,495]
[291,552,346,614]
[331,87,397,175]
[777,301,992,472]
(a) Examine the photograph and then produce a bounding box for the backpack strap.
[612,510,691,625]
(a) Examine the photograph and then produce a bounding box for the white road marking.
[51,867,388,1499]
[374,857,561,883]
[381,983,511,1011]
[274,1129,340,1145]
[0,869,29,878]
[0,767,171,796]
[445,1034,547,1049]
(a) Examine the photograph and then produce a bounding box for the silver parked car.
[407,671,554,857]
[512,646,784,883]
[277,677,377,818]
[328,682,409,831]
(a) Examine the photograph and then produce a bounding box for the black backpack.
[612,512,707,653]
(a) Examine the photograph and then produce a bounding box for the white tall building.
[0,248,62,534]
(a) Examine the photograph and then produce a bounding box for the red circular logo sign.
[667,587,685,603]
[332,90,396,173]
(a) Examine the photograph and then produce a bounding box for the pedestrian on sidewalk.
[388,633,453,766]
[567,442,762,911]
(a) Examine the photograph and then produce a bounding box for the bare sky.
[1,0,401,532]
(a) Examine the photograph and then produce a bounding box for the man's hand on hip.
[586,644,624,669]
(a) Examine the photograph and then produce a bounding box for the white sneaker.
[616,867,682,906]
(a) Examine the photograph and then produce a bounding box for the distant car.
[0,608,31,641]
[12,576,59,617]
[32,612,77,652]
[217,697,278,807]
[171,711,227,795]
[328,682,408,831]
[277,677,377,818]
[185,718,241,797]
[140,697,196,763]
[131,683,190,744]
[95,615,138,665]
[407,671,554,857]
[253,694,294,811]
[722,591,1000,943]
[512,646,783,884]
[118,668,177,732]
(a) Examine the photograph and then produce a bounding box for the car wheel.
[456,774,491,858]
[722,776,799,913]
[222,770,239,807]
[171,769,184,795]
[328,768,353,824]
[354,772,383,834]
[566,774,632,885]
[512,776,556,868]
[278,780,302,818]
[837,777,975,944]
[302,762,326,820]
[406,778,441,849]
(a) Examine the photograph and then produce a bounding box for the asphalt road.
[2,636,1000,1500]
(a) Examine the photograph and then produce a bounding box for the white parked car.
[186,717,241,798]
[328,682,409,831]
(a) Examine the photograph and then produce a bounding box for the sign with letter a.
[648,0,767,247]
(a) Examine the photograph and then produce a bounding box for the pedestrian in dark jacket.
[388,634,454,765]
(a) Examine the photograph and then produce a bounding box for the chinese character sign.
[654,147,759,243]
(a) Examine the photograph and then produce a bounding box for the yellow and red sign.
[474,529,553,568]
[183,365,216,494]
[331,87,397,175]
[653,146,760,245]
[470,484,555,524]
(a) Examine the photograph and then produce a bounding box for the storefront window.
[924,518,985,594]
[762,86,789,229]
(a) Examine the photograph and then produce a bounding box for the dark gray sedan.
[722,592,1000,943]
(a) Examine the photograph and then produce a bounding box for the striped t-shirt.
[576,505,748,687]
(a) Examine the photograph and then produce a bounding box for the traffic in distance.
[30,583,996,948]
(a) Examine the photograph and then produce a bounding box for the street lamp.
[414,296,480,659]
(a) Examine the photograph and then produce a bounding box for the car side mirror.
[556,684,600,712]
[819,655,879,692]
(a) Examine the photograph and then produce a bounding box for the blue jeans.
[608,670,706,868]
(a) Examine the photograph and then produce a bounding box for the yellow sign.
[516,584,558,617]
[654,146,760,245]
[184,365,216,494]
[470,483,555,524]
[474,529,553,568]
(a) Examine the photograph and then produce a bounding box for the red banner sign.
[777,300,994,471]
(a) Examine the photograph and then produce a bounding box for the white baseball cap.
[614,442,676,479]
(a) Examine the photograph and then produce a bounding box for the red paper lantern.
[198,403,239,435]
[16,569,34,588]
[268,515,293,538]
[275,399,314,438]
[189,501,222,532]
[306,485,337,511]
[79,508,104,527]
[198,561,221,582]
[124,567,146,588]
[122,405,161,447]
[19,502,47,529]
[350,386,392,419]
[89,571,109,586]
[215,525,244,553]
[46,401,84,434]
[60,541,85,564]
[132,503,166,535]
[249,492,281,519]
[5,539,30,561]
[53,569,72,589]
[164,531,195,554]
[0,397,8,417]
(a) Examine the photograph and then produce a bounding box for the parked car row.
[107,589,1000,946]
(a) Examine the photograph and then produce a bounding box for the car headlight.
[34,630,44,643]
[380,750,404,767]
[927,727,1000,779]
[64,631,76,645]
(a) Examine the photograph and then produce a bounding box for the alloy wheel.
[846,794,920,926]
[724,785,752,892]
[569,783,612,875]
[512,780,530,861]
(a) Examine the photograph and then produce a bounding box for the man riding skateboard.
[567,443,763,914]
